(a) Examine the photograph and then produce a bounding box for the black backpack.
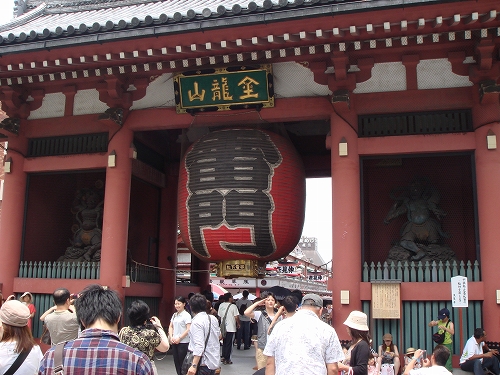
[239,303,247,316]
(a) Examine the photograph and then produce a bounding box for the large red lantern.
[178,128,305,277]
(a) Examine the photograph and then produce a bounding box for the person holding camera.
[39,288,80,345]
[39,284,154,375]
[428,308,454,372]
[404,346,451,375]
[119,300,170,374]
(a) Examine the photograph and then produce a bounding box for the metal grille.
[363,300,482,358]
[358,110,472,137]
[28,133,108,157]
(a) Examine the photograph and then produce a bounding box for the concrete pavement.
[155,345,258,375]
[155,347,471,375]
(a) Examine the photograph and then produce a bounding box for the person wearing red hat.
[0,300,43,375]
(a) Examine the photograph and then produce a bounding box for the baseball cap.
[301,294,323,308]
[437,308,450,320]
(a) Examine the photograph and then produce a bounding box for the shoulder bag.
[54,342,66,375]
[181,315,211,375]
[432,320,450,344]
[4,349,30,375]
[41,324,51,345]
[219,303,230,338]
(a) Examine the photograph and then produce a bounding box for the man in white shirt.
[218,293,240,365]
[187,294,221,375]
[459,328,500,375]
[404,345,451,375]
[263,293,344,375]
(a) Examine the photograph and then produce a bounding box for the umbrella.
[210,283,229,296]
[233,292,257,300]
[265,286,292,300]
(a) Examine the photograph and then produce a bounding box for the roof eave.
[0,0,449,55]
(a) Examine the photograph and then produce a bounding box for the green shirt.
[437,319,453,344]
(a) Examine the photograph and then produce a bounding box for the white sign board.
[451,276,468,307]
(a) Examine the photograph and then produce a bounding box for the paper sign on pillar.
[451,275,468,308]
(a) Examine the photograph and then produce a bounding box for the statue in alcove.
[383,177,456,263]
[58,185,104,262]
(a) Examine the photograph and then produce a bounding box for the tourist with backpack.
[235,290,251,350]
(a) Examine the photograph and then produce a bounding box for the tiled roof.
[0,0,437,47]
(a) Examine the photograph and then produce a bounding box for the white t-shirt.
[460,336,484,364]
[170,310,192,344]
[0,342,43,375]
[218,303,239,333]
[410,366,452,375]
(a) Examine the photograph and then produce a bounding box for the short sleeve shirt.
[170,310,192,343]
[264,309,344,375]
[119,326,161,360]
[460,336,484,364]
[410,366,452,375]
[218,303,239,332]
[0,342,43,375]
[236,299,251,322]
[44,309,80,345]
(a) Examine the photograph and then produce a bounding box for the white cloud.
[0,0,14,26]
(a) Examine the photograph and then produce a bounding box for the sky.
[302,178,332,264]
[0,0,13,26]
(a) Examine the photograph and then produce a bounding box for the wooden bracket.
[0,86,45,119]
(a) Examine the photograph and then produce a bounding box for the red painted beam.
[23,154,107,173]
[360,281,484,301]
[358,132,476,156]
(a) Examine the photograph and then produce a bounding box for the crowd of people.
[1,288,499,375]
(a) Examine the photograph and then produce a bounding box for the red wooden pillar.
[100,126,133,300]
[330,112,362,334]
[473,96,500,339]
[0,132,28,296]
[158,164,179,324]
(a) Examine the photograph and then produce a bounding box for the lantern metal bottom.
[216,259,266,278]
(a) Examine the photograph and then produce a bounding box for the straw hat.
[383,333,393,341]
[343,310,369,331]
[406,348,416,355]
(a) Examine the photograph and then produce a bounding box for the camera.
[71,293,79,299]
[422,350,427,360]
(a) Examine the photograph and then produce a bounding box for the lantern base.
[216,259,266,278]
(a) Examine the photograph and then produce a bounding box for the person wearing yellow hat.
[0,300,43,375]
[377,333,401,375]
